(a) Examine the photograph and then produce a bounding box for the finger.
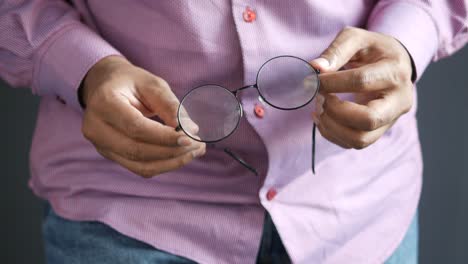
[99,94,190,147]
[323,92,403,131]
[178,105,200,136]
[319,60,399,93]
[310,27,369,72]
[98,145,206,178]
[313,113,351,149]
[137,77,180,128]
[319,111,391,149]
[83,115,202,161]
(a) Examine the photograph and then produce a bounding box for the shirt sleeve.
[367,0,468,81]
[0,0,122,111]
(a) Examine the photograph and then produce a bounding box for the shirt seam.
[373,177,421,263]
[370,0,440,45]
[46,196,225,264]
[31,22,83,95]
[367,0,439,79]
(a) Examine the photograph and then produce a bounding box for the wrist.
[395,39,417,83]
[79,55,129,108]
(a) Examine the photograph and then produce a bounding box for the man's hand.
[80,56,206,178]
[310,27,414,149]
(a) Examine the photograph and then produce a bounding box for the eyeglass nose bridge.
[231,84,260,119]
[232,83,269,113]
[232,84,258,97]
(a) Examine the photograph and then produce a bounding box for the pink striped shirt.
[1,1,467,263]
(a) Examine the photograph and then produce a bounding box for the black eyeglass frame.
[176,55,320,176]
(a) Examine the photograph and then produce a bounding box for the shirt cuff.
[32,23,122,111]
[367,1,438,81]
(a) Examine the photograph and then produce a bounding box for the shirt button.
[243,7,256,23]
[266,188,277,201]
[254,104,265,118]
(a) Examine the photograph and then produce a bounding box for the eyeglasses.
[176,55,320,176]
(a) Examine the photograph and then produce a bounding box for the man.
[0,1,466,263]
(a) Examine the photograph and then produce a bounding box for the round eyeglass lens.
[178,85,242,143]
[256,56,319,109]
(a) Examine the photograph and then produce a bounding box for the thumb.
[139,78,180,128]
[311,27,367,72]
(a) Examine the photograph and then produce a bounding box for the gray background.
[1,46,467,263]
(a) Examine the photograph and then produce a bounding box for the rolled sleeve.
[33,23,122,111]
[367,1,438,81]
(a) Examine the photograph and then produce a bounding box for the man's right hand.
[80,56,206,178]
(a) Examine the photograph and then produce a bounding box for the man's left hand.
[311,26,414,149]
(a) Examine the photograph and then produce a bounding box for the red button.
[266,188,277,201]
[243,7,256,23]
[254,104,265,118]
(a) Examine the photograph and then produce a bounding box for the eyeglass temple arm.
[312,123,316,174]
[226,124,316,176]
[224,127,314,176]
[176,126,258,176]
[176,114,314,176]
[311,67,320,175]
[233,84,257,96]
[223,148,259,176]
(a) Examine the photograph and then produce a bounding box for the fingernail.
[313,58,329,69]
[177,136,191,146]
[316,93,325,105]
[311,112,320,125]
[192,148,205,158]
[315,103,323,116]
[315,94,324,115]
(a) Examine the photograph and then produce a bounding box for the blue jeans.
[43,203,418,263]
